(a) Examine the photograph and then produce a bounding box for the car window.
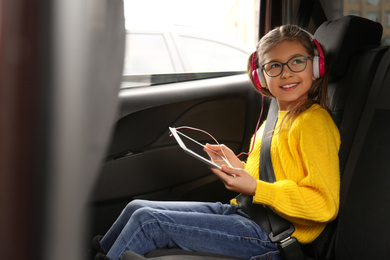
[179,36,250,72]
[320,0,390,45]
[122,0,256,88]
[123,33,176,75]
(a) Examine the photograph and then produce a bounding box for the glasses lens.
[288,56,307,72]
[263,62,282,77]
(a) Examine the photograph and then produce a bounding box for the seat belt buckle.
[278,236,305,260]
[268,224,295,243]
[268,225,305,260]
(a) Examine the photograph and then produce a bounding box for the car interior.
[1,1,389,260]
[120,9,390,260]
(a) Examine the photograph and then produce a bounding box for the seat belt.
[236,99,305,260]
[259,99,305,259]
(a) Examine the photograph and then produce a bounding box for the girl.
[92,25,340,260]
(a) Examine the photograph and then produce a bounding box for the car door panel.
[90,74,263,234]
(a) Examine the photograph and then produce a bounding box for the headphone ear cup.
[257,68,266,88]
[251,51,266,91]
[318,55,325,77]
[312,39,325,78]
[252,67,263,90]
[313,56,320,79]
[312,55,325,78]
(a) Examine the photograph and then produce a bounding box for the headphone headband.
[313,39,324,58]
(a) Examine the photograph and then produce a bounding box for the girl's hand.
[204,144,257,195]
[204,144,244,169]
[210,165,257,195]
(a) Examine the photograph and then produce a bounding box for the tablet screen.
[169,127,230,169]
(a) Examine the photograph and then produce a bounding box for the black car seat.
[334,51,390,260]
[313,15,389,260]
[122,15,389,260]
[314,15,387,178]
[315,17,390,260]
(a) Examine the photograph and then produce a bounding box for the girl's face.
[261,40,316,111]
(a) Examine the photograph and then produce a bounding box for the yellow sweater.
[233,104,340,244]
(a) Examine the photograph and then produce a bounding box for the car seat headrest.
[314,15,383,80]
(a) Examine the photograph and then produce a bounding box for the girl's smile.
[280,82,299,90]
[262,40,316,110]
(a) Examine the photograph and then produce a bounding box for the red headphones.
[312,39,325,79]
[251,39,325,90]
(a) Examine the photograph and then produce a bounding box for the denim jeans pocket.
[250,250,281,260]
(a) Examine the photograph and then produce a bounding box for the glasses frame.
[261,55,312,77]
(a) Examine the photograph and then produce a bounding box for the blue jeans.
[100,200,280,260]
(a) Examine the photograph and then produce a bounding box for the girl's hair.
[247,25,332,126]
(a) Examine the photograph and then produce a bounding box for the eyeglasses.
[261,55,312,77]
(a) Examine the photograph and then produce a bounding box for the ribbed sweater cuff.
[253,180,277,206]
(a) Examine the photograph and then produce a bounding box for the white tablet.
[169,127,225,169]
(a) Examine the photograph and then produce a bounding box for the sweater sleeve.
[252,107,340,225]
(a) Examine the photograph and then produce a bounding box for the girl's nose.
[280,65,294,78]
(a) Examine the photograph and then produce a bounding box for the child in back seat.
[91,25,340,260]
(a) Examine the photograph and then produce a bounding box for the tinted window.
[122,0,256,88]
[179,36,250,72]
[123,33,175,75]
[321,0,390,45]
